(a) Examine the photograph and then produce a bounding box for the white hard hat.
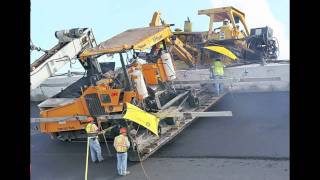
[223,19,229,22]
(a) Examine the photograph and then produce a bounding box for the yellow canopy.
[123,103,160,136]
[79,26,172,59]
[204,46,237,60]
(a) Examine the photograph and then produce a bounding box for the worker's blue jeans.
[116,152,128,175]
[213,75,224,96]
[89,138,104,162]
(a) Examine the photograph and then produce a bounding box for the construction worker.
[147,43,163,63]
[85,116,104,163]
[212,59,225,96]
[114,127,130,176]
[223,19,230,26]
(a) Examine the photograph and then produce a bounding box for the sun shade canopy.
[198,6,245,22]
[80,26,172,59]
[204,46,237,60]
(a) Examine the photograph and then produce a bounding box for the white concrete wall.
[31,63,290,102]
[31,75,82,101]
[175,63,290,92]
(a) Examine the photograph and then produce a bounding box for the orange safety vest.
[114,135,128,153]
[85,123,97,133]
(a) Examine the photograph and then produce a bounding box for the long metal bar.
[159,91,189,110]
[119,53,132,91]
[239,77,281,82]
[176,111,232,118]
[31,109,231,124]
[154,111,232,119]
[31,115,88,123]
[31,114,123,124]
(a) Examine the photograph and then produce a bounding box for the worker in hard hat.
[114,127,131,176]
[219,19,231,40]
[223,19,230,26]
[211,59,225,96]
[221,19,231,30]
[85,116,104,163]
[147,43,163,63]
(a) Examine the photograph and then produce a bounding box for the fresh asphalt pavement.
[31,92,289,180]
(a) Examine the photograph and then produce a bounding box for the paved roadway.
[31,92,289,180]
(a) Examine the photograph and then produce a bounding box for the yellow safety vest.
[85,123,97,133]
[212,61,224,76]
[114,135,128,153]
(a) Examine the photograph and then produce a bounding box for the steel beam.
[31,115,88,123]
[155,111,232,119]
[159,91,190,110]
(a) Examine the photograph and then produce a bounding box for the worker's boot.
[124,171,130,175]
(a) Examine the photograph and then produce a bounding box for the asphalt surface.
[153,91,289,158]
[31,92,289,180]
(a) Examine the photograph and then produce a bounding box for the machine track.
[129,91,227,161]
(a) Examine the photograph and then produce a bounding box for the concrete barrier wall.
[175,63,289,92]
[31,63,289,101]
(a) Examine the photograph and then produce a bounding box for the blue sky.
[31,0,289,72]
[268,0,289,26]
